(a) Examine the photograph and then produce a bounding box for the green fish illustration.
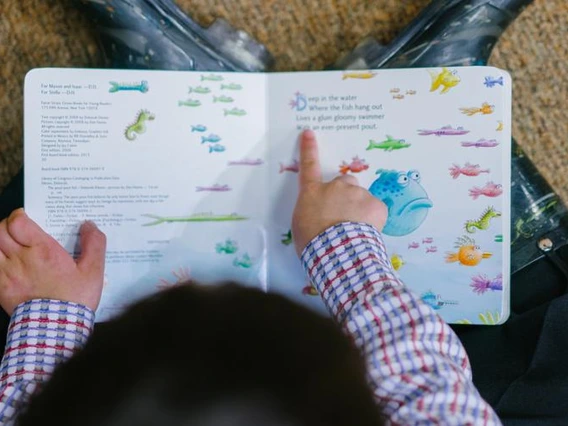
[142,213,248,226]
[189,86,211,94]
[215,239,239,254]
[178,99,201,107]
[494,234,503,242]
[221,83,243,90]
[281,230,293,246]
[214,95,234,103]
[224,108,247,117]
[233,253,253,269]
[366,135,411,152]
[201,74,224,82]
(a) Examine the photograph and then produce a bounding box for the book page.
[267,67,512,324]
[24,69,269,321]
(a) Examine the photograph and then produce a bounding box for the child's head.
[18,282,384,426]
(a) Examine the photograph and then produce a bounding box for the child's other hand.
[292,130,388,256]
[0,209,107,315]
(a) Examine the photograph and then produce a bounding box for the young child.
[0,130,500,425]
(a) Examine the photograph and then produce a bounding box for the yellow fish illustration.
[390,254,405,271]
[459,102,495,116]
[496,121,504,131]
[342,71,377,80]
[429,67,460,94]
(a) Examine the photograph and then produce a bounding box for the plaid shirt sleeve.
[0,299,94,425]
[301,222,502,426]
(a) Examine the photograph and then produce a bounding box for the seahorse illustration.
[124,110,155,141]
[464,206,501,233]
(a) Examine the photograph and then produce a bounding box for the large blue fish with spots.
[368,169,433,236]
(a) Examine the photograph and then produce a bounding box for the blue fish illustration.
[420,291,458,310]
[484,76,504,88]
[368,169,433,236]
[209,144,226,153]
[191,125,207,132]
[201,134,221,144]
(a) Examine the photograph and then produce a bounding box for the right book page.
[266,66,512,325]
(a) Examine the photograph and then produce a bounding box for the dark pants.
[0,169,567,425]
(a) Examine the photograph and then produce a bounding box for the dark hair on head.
[17,282,384,426]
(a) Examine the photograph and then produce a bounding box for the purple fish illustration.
[227,158,264,166]
[470,273,503,294]
[408,242,420,249]
[461,138,499,148]
[196,184,231,192]
[484,76,504,88]
[426,246,437,253]
[423,237,434,244]
[417,125,470,136]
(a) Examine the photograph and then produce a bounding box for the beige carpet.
[1,0,567,199]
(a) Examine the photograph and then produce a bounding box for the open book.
[24,66,511,324]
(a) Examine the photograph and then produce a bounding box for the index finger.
[298,130,322,187]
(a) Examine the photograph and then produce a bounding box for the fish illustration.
[484,76,504,88]
[227,158,264,166]
[214,95,234,103]
[422,237,434,244]
[215,239,239,254]
[302,284,318,296]
[421,291,458,310]
[191,124,207,132]
[233,253,253,269]
[494,234,503,242]
[366,135,410,151]
[445,235,492,266]
[339,156,369,174]
[369,169,433,236]
[178,99,201,107]
[426,246,438,253]
[201,134,222,144]
[342,71,377,80]
[449,162,490,179]
[201,74,224,82]
[209,144,226,153]
[188,86,211,94]
[142,212,247,226]
[464,206,501,233]
[109,80,149,93]
[390,254,405,271]
[470,273,503,294]
[459,102,495,116]
[406,90,417,95]
[408,242,420,249]
[196,184,231,192]
[224,107,247,116]
[428,67,460,94]
[417,125,470,136]
[461,138,499,148]
[156,267,191,290]
[390,88,400,93]
[496,121,504,131]
[279,160,300,173]
[281,230,293,246]
[469,182,503,200]
[221,83,243,90]
[393,94,405,100]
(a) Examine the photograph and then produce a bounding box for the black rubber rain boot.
[75,0,274,72]
[331,0,533,69]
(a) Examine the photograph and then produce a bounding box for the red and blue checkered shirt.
[0,222,501,425]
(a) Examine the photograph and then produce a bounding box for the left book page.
[24,68,269,321]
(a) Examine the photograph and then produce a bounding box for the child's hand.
[292,130,388,256]
[0,209,107,315]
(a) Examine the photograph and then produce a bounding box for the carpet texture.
[0,0,566,199]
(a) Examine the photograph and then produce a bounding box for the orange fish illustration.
[445,236,492,266]
[393,94,404,100]
[459,102,495,116]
